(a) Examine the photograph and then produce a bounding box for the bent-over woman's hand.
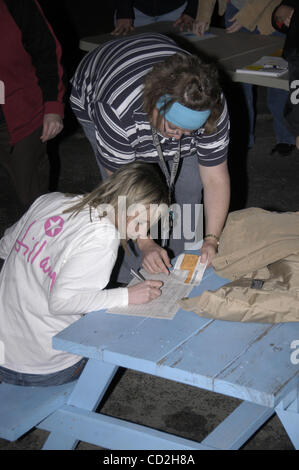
[138,238,171,275]
[200,238,218,267]
[173,14,194,32]
[193,20,209,36]
[128,280,163,304]
[226,17,242,33]
[111,19,134,35]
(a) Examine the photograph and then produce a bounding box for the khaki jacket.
[179,208,299,323]
[196,0,282,35]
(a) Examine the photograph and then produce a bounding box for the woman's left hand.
[199,238,218,266]
[193,20,209,36]
[173,14,194,32]
[226,17,242,34]
[41,113,63,143]
[274,5,294,28]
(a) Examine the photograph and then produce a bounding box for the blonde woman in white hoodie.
[0,162,169,386]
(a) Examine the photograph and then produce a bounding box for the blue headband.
[156,94,211,131]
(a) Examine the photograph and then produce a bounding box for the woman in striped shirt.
[70,33,230,283]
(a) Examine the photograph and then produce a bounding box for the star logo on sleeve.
[44,216,65,237]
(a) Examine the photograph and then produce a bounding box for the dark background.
[38,1,222,77]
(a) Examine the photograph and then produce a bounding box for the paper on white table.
[107,254,207,319]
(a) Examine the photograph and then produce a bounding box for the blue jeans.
[225,2,295,146]
[133,3,187,27]
[0,359,87,387]
[78,119,107,181]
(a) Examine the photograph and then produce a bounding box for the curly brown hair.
[143,53,222,134]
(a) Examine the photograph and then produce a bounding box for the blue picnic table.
[36,252,299,450]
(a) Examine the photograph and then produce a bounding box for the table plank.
[214,323,299,407]
[154,321,299,407]
[154,321,274,392]
[54,309,212,366]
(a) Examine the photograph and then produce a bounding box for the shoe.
[270,143,296,156]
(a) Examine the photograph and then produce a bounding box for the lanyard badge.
[151,128,180,247]
[160,208,175,248]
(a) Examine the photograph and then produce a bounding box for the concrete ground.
[0,6,299,449]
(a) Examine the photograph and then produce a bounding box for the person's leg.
[75,118,107,181]
[70,86,106,180]
[133,3,187,26]
[133,8,156,26]
[284,57,299,141]
[225,3,255,148]
[240,84,255,148]
[265,30,295,154]
[267,87,295,146]
[154,3,187,23]
[0,123,48,207]
[168,155,203,255]
[0,359,87,387]
[224,3,250,33]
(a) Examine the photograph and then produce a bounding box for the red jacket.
[0,0,65,145]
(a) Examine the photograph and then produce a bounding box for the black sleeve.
[184,0,198,19]
[5,0,65,106]
[279,0,298,7]
[115,0,134,19]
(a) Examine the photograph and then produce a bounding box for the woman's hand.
[111,19,134,36]
[193,20,209,36]
[173,14,194,32]
[41,114,63,143]
[200,238,218,266]
[226,17,242,33]
[138,238,171,275]
[274,5,294,28]
[128,280,163,304]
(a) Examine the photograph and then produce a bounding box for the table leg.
[40,359,118,450]
[67,358,118,410]
[275,385,299,450]
[201,401,274,450]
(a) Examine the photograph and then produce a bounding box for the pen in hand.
[130,268,146,282]
[128,268,163,304]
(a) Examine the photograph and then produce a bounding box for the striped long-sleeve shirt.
[70,33,230,172]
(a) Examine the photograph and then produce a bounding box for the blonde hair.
[64,162,169,245]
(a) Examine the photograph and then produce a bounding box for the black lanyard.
[151,127,181,247]
[151,127,181,201]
